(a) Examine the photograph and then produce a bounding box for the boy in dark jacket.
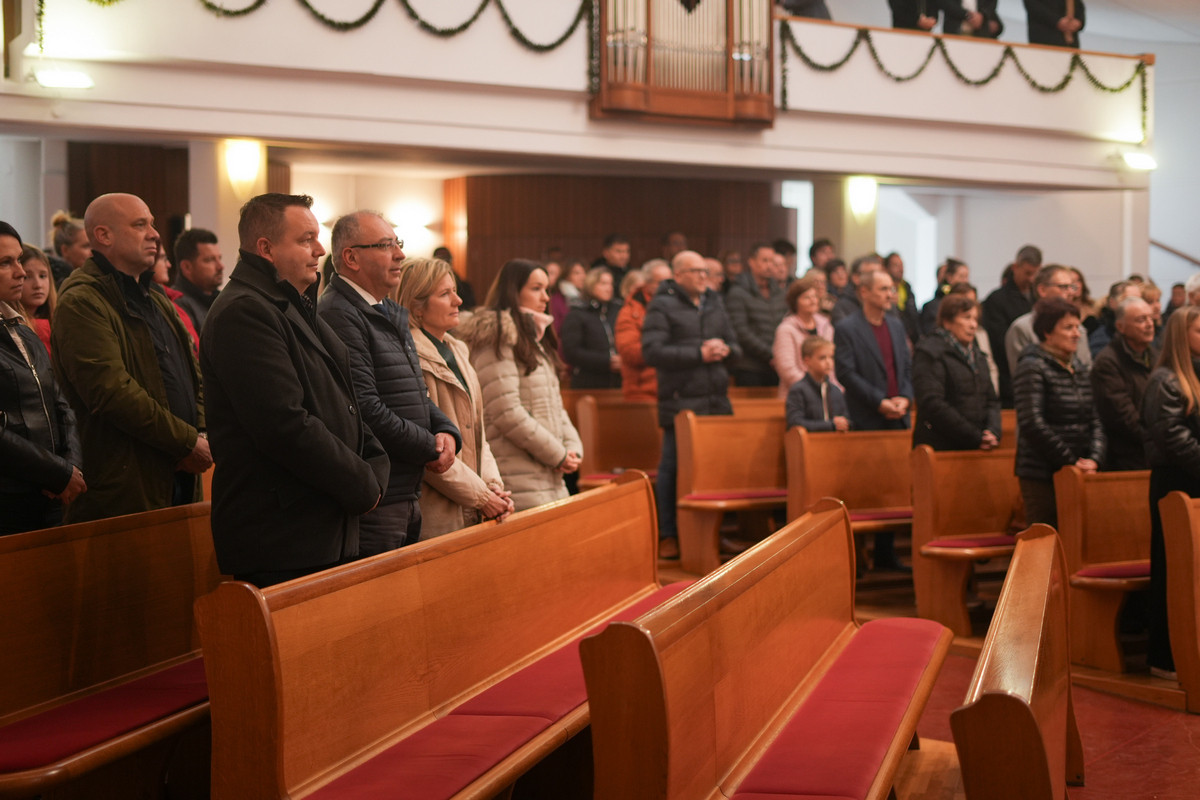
[786,337,850,432]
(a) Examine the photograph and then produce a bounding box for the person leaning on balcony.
[1024,0,1085,48]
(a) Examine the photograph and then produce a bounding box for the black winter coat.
[200,253,391,576]
[724,273,787,376]
[982,282,1033,406]
[912,332,1000,451]
[1091,336,1156,471]
[0,317,81,501]
[1142,362,1200,480]
[1013,344,1105,481]
[319,275,460,502]
[560,298,622,390]
[642,280,741,429]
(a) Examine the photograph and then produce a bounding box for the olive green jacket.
[52,258,203,522]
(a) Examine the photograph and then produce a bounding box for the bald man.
[52,193,210,522]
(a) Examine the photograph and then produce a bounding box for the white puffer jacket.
[458,309,582,511]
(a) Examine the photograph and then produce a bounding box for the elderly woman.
[773,274,836,396]
[458,259,582,511]
[1013,297,1105,526]
[397,257,513,536]
[912,294,1001,451]
[560,266,623,389]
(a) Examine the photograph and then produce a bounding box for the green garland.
[779,22,1149,142]
[197,0,592,47]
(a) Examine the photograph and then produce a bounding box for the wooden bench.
[728,396,786,418]
[910,445,1020,636]
[575,394,661,490]
[196,472,689,800]
[951,525,1085,799]
[1158,491,1200,712]
[786,427,914,572]
[581,498,953,800]
[1054,466,1151,672]
[0,503,220,799]
[999,407,1016,450]
[675,409,788,574]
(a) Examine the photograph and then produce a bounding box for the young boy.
[785,337,850,432]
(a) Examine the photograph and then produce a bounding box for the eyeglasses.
[350,238,404,251]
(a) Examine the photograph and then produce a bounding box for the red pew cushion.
[684,489,787,501]
[0,658,207,772]
[1076,561,1150,579]
[731,618,946,799]
[306,714,549,800]
[926,534,1016,549]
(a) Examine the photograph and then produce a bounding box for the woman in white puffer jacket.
[457,259,582,512]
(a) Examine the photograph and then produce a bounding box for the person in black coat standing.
[0,222,86,533]
[200,195,390,587]
[561,266,622,390]
[1024,0,1084,47]
[320,211,461,554]
[1012,297,1104,527]
[912,294,1001,451]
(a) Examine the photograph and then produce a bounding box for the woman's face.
[420,273,462,338]
[567,264,585,289]
[62,230,92,270]
[591,271,614,303]
[1188,314,1200,357]
[829,265,848,289]
[544,260,561,286]
[152,251,171,285]
[795,287,819,317]
[1044,314,1082,355]
[20,258,51,311]
[519,268,550,313]
[944,307,978,346]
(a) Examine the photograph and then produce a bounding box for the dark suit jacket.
[834,311,913,431]
[786,374,849,432]
[200,252,390,576]
[1024,0,1085,47]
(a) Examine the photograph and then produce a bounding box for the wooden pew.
[910,445,1020,636]
[575,394,661,491]
[951,526,1085,799]
[0,503,220,799]
[581,498,952,800]
[561,387,622,430]
[197,473,687,800]
[1054,466,1151,672]
[728,385,779,399]
[674,409,788,574]
[1159,491,1200,712]
[785,427,913,572]
[729,396,785,418]
[999,407,1016,451]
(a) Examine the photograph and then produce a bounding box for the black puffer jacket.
[912,331,1000,451]
[1091,336,1157,470]
[1013,344,1105,481]
[642,280,741,428]
[561,298,622,390]
[1143,361,1200,479]
[0,316,81,498]
[724,273,787,375]
[319,275,460,502]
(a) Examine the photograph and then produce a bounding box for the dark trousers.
[235,560,343,589]
[1020,477,1059,528]
[733,369,779,388]
[656,426,678,541]
[0,492,62,536]
[359,498,423,557]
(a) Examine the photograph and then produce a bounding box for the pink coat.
[772,312,837,397]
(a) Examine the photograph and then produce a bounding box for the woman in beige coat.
[457,259,582,512]
[397,258,513,537]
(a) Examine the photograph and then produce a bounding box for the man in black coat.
[200,194,390,587]
[643,250,740,559]
[983,245,1041,407]
[1091,297,1157,471]
[1024,0,1084,47]
[320,211,461,553]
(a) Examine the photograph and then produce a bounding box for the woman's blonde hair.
[19,244,57,319]
[1157,305,1200,416]
[396,257,454,327]
[48,211,84,258]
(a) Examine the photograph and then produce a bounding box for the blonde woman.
[397,258,512,536]
[18,245,57,355]
[458,259,582,511]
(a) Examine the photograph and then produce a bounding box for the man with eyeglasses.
[319,211,461,554]
[200,194,390,587]
[1004,264,1091,379]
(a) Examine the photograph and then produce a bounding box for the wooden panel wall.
[67,142,190,261]
[267,160,292,195]
[452,174,775,298]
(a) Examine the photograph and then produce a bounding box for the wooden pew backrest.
[1158,491,1200,713]
[951,526,1084,800]
[785,428,913,519]
[0,503,219,723]
[198,475,662,799]
[675,410,787,497]
[576,394,661,479]
[1054,467,1151,570]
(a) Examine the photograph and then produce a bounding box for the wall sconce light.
[848,176,878,220]
[32,68,94,89]
[224,139,263,200]
[1120,149,1158,171]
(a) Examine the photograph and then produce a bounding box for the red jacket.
[614,289,657,402]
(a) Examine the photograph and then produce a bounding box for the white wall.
[0,138,44,246]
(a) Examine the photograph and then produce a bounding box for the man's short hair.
[330,210,384,272]
[748,242,775,260]
[773,239,797,257]
[432,246,452,262]
[1106,280,1137,304]
[1034,264,1070,292]
[858,268,889,291]
[238,193,313,251]
[808,238,833,262]
[602,233,628,249]
[801,336,834,359]
[1016,245,1043,268]
[0,221,22,247]
[850,253,883,278]
[1114,296,1149,323]
[640,258,669,277]
[174,227,218,265]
